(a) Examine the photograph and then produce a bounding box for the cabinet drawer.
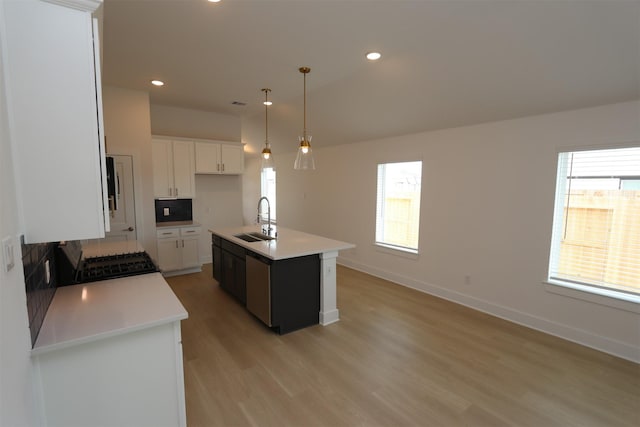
[212,234,221,246]
[157,228,179,239]
[180,226,201,237]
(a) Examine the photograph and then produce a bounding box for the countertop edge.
[31,312,187,356]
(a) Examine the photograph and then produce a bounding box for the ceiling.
[102,0,640,155]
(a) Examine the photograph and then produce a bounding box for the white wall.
[150,104,241,142]
[194,174,244,262]
[0,0,36,423]
[102,86,157,258]
[250,101,640,361]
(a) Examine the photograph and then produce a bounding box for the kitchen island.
[32,272,188,427]
[210,226,354,332]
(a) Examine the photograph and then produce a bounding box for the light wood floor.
[167,264,639,427]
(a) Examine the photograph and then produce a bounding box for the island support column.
[319,250,340,325]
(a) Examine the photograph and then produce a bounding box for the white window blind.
[376,161,422,253]
[548,147,640,296]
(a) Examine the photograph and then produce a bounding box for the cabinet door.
[172,141,195,198]
[212,244,222,282]
[4,1,107,243]
[221,251,235,293]
[194,142,221,174]
[157,238,181,272]
[221,145,244,174]
[33,322,186,427]
[152,139,174,198]
[181,237,200,269]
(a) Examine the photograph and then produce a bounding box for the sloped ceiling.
[102,0,640,155]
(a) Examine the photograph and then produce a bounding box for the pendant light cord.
[262,88,270,146]
[299,67,310,141]
[265,90,269,143]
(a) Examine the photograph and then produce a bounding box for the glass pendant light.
[261,88,275,170]
[294,67,316,170]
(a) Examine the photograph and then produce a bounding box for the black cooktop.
[77,251,158,283]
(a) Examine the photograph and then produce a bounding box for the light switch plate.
[2,236,15,272]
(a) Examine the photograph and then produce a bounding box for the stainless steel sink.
[233,232,275,242]
[233,234,262,242]
[246,232,275,241]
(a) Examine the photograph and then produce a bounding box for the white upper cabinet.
[3,0,109,243]
[194,142,244,175]
[220,144,244,174]
[152,139,174,199]
[151,138,195,199]
[194,143,220,174]
[172,141,196,197]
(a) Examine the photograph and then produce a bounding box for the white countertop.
[32,273,188,355]
[81,240,145,258]
[210,225,355,260]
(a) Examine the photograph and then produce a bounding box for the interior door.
[94,155,137,242]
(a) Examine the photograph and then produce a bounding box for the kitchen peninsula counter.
[209,225,354,260]
[210,226,354,327]
[32,272,187,355]
[31,273,188,427]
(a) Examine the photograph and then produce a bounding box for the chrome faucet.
[257,196,273,236]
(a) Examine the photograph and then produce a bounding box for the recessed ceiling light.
[366,52,381,61]
[207,0,221,3]
[151,80,164,86]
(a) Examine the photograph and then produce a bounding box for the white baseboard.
[337,257,639,363]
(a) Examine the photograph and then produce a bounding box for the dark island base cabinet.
[211,235,320,334]
[215,237,246,304]
[270,254,320,334]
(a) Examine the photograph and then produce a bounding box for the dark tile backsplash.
[21,237,58,347]
[155,198,193,223]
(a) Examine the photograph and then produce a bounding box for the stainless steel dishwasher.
[246,251,272,326]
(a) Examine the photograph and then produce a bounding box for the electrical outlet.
[2,236,15,272]
[163,207,170,216]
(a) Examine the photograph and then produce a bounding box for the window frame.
[260,166,276,224]
[545,144,640,312]
[374,160,423,256]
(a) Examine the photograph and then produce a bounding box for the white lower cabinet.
[157,226,202,274]
[33,321,186,427]
[181,234,200,269]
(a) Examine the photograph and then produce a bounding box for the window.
[260,167,276,222]
[376,161,422,253]
[548,147,640,298]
